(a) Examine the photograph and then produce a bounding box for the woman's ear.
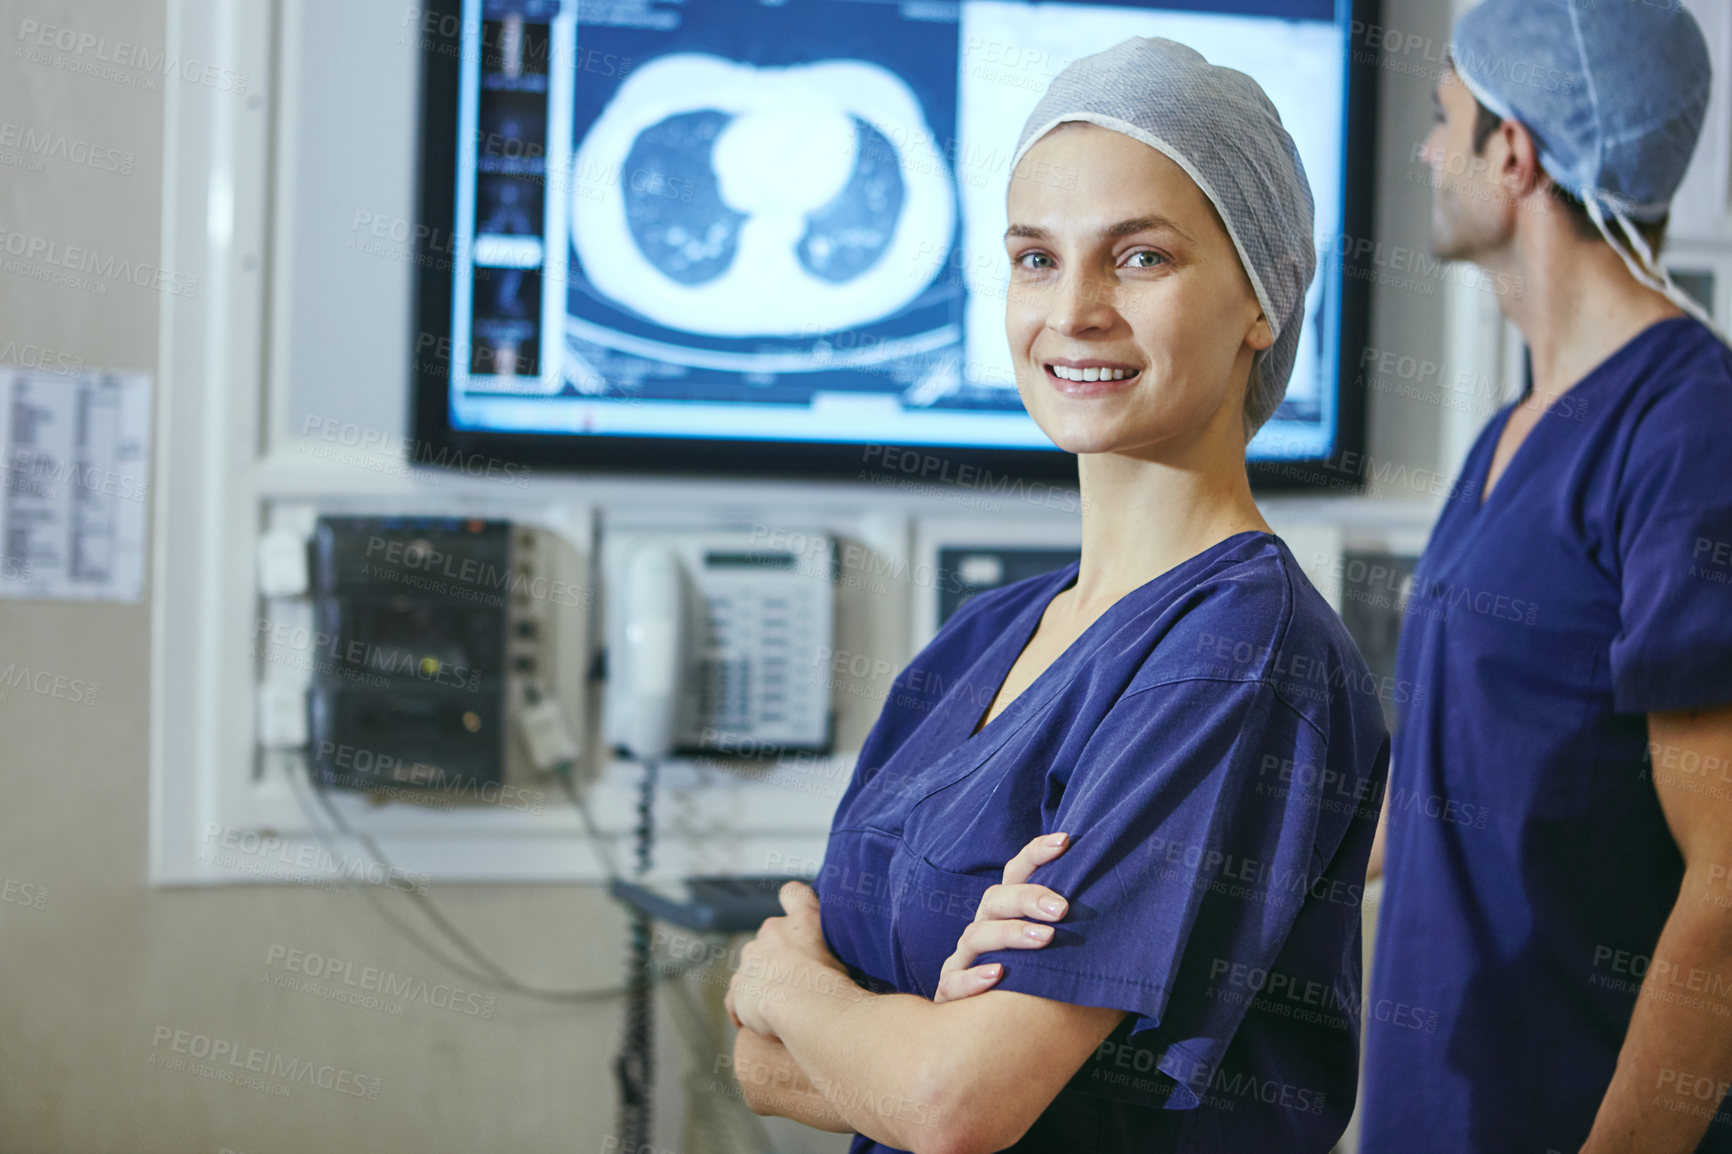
[1247,311,1275,353]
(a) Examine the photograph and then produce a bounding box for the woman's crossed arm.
[726,836,1110,1154]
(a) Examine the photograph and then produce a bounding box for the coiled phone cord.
[614,757,658,1148]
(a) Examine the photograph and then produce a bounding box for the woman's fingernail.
[1046,833,1068,847]
[1038,895,1067,917]
[1027,923,1054,941]
[981,964,1002,979]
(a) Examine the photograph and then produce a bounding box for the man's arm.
[1582,703,1732,1154]
[1366,789,1390,881]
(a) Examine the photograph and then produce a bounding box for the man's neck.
[1491,223,1684,403]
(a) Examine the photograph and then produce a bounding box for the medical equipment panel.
[256,512,586,801]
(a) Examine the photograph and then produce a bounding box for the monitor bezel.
[410,0,1381,492]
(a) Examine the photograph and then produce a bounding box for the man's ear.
[1497,120,1547,200]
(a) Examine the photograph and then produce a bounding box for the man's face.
[1420,64,1514,260]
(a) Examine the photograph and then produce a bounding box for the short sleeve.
[1610,381,1732,713]
[971,675,1337,1108]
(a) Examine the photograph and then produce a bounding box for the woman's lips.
[1044,363,1141,397]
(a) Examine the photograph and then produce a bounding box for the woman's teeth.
[1050,365,1137,382]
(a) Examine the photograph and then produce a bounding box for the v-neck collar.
[1474,315,1695,513]
[952,530,1278,749]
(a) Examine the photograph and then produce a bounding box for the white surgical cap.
[1452,0,1723,341]
[1009,36,1317,438]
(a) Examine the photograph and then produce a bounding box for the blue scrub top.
[1362,317,1732,1153]
[814,531,1391,1152]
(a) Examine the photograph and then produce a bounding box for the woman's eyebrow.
[1003,214,1192,243]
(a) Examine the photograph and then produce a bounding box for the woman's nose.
[1044,269,1117,336]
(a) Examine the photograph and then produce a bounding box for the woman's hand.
[934,832,1073,1004]
[725,881,861,1037]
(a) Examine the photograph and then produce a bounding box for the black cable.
[614,757,659,1149]
[288,761,702,1003]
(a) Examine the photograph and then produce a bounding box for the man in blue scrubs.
[1361,3,1732,1152]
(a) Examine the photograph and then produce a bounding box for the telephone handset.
[603,529,836,756]
[615,544,693,760]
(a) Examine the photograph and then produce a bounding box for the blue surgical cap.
[1010,36,1316,439]
[1451,0,1721,335]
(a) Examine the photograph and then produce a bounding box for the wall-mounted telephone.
[602,529,836,756]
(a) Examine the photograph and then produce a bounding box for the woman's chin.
[1034,404,1232,462]
[1047,432,1121,456]
[1034,417,1144,458]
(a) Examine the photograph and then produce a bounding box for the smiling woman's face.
[1004,121,1273,460]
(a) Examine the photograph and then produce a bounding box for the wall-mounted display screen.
[412,0,1377,484]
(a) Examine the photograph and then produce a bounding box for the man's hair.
[1470,100,1668,254]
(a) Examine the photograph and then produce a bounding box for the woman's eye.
[1126,251,1166,269]
[1015,251,1053,270]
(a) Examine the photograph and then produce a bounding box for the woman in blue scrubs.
[724,38,1390,1153]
